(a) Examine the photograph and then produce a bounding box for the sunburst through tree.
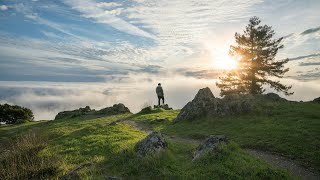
[216,16,293,96]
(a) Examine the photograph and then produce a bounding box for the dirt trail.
[121,120,320,180]
[245,149,319,180]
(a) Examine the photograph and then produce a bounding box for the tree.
[216,16,293,96]
[0,104,34,124]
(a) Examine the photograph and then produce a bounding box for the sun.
[214,54,238,70]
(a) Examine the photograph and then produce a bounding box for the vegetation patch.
[0,130,59,180]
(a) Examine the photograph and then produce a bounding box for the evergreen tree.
[216,16,293,96]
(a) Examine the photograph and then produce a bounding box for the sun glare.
[214,54,238,70]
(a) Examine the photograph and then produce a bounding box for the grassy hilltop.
[0,100,319,179]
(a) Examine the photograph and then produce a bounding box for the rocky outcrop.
[263,93,287,102]
[312,97,320,103]
[95,103,130,115]
[174,87,254,122]
[192,135,228,161]
[135,131,167,157]
[54,106,93,120]
[174,87,217,122]
[154,104,173,110]
[54,103,130,120]
[216,94,252,116]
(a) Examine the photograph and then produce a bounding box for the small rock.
[192,135,228,161]
[154,104,173,110]
[136,131,167,157]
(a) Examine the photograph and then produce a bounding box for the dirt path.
[121,120,320,180]
[245,149,319,180]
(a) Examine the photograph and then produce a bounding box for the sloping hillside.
[0,100,319,179]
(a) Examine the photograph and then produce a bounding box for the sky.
[0,0,319,120]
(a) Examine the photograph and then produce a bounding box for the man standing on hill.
[156,83,165,106]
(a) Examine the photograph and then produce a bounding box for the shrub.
[0,104,34,124]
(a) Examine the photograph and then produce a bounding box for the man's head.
[158,83,161,86]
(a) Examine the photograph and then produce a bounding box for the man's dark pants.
[158,96,164,106]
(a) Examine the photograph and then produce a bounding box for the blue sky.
[0,0,319,119]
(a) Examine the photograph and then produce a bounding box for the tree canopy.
[0,104,34,124]
[216,16,293,96]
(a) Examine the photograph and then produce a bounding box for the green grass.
[129,102,320,170]
[0,110,296,179]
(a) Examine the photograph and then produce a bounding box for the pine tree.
[216,16,293,96]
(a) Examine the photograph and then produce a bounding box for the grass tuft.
[0,130,60,180]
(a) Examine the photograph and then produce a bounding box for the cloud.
[289,53,320,61]
[283,33,294,39]
[41,31,62,39]
[0,5,8,11]
[292,71,320,81]
[96,2,121,8]
[63,0,156,39]
[301,26,320,35]
[299,62,320,66]
[1,76,320,120]
[175,68,223,79]
[0,76,217,120]
[0,34,167,82]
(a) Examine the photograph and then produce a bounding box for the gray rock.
[173,87,258,122]
[216,96,252,115]
[96,103,130,115]
[154,104,173,110]
[54,103,130,120]
[136,131,167,157]
[54,106,93,120]
[173,87,216,122]
[192,135,228,161]
[312,97,320,103]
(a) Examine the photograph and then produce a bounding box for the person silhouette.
[156,83,164,106]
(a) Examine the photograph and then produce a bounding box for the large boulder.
[192,135,228,161]
[136,131,167,157]
[173,87,216,122]
[174,87,254,122]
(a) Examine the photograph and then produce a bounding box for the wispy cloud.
[0,5,8,10]
[63,0,156,39]
[301,26,320,35]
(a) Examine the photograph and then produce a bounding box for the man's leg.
[158,96,160,106]
[162,97,165,105]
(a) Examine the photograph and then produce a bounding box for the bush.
[0,130,59,179]
[0,104,34,124]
